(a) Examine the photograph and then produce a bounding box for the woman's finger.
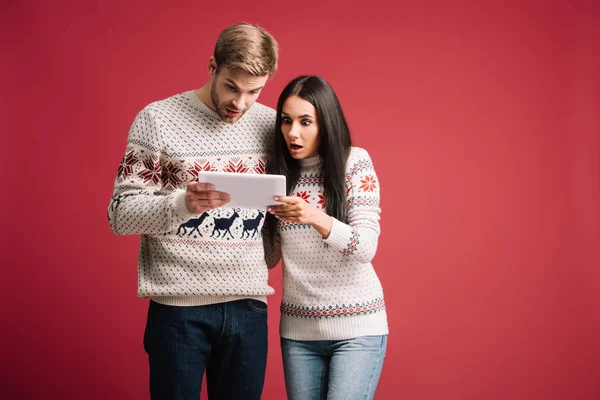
[273,196,299,204]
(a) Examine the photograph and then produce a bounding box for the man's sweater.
[108,91,276,306]
[275,147,389,340]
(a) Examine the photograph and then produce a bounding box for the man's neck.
[194,83,216,112]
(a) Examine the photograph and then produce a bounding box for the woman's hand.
[267,196,333,238]
[267,196,318,225]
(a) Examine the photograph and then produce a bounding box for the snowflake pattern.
[317,191,325,209]
[224,158,249,173]
[161,161,183,190]
[359,175,377,192]
[296,191,311,203]
[139,155,161,185]
[116,149,138,181]
[253,158,270,174]
[188,159,218,180]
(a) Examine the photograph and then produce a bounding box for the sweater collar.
[299,155,323,169]
[184,90,251,123]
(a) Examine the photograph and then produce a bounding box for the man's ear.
[208,56,217,76]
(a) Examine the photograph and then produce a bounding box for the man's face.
[210,63,269,124]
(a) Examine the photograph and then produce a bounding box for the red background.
[2,1,599,399]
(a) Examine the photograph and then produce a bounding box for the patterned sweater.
[268,147,389,340]
[108,91,276,306]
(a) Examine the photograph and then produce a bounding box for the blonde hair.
[214,23,279,76]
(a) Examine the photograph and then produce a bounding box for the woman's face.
[280,95,320,159]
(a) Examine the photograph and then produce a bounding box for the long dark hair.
[266,75,352,242]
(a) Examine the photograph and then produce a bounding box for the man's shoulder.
[143,91,190,115]
[248,102,276,119]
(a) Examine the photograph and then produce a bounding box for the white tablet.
[198,171,286,209]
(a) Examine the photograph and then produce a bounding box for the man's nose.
[232,94,245,110]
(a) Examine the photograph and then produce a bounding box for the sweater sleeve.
[107,107,197,236]
[323,148,381,263]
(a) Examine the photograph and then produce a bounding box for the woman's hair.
[265,75,352,242]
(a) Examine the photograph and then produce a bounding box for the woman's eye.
[282,117,291,124]
[301,120,311,126]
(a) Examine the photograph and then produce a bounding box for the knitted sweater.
[108,91,276,306]
[269,147,389,340]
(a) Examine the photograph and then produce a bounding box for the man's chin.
[219,111,243,124]
[220,116,240,124]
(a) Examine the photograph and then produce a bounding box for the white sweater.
[270,147,389,340]
[108,91,276,306]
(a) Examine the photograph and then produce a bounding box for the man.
[108,23,279,400]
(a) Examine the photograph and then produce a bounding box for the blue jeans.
[143,299,268,400]
[281,335,387,400]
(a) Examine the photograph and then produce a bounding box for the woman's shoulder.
[344,147,378,183]
[348,146,372,159]
[346,146,373,169]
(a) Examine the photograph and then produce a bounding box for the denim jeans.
[281,335,387,400]
[143,299,268,400]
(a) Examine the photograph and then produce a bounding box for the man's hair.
[214,23,279,76]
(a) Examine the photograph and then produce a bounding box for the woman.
[264,75,388,400]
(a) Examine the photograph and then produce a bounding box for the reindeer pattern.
[176,209,265,240]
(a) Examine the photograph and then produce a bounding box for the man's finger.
[191,182,216,192]
[192,199,230,207]
[196,191,230,200]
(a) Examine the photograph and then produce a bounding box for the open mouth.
[225,107,241,116]
[290,144,303,151]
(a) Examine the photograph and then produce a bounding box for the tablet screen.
[198,171,286,209]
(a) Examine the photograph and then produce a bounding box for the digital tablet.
[198,171,286,209]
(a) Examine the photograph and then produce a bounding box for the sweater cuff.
[172,189,197,222]
[323,217,353,252]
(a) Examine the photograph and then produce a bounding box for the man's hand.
[185,182,230,214]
